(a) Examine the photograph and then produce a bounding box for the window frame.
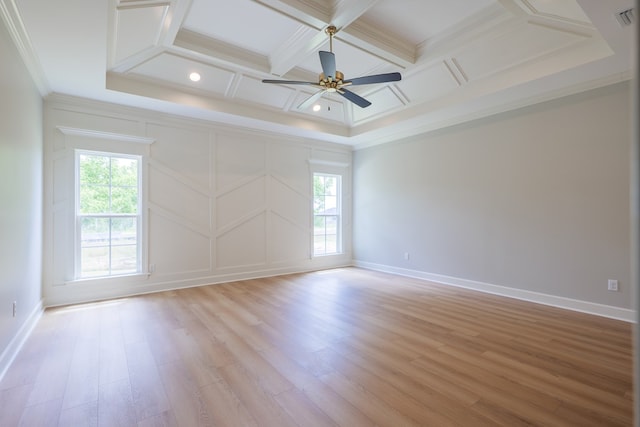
[312,172,343,257]
[74,149,144,280]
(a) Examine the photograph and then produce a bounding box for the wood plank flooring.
[0,268,634,426]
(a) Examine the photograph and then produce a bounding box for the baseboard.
[353,260,637,323]
[44,259,354,308]
[0,300,44,383]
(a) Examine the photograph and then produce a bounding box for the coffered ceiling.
[1,0,636,147]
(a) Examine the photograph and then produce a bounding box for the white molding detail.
[353,260,637,323]
[149,158,212,197]
[515,0,594,28]
[307,158,350,168]
[0,0,50,95]
[43,261,352,308]
[148,202,211,239]
[215,206,267,238]
[0,300,44,383]
[56,126,156,145]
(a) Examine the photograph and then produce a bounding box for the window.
[313,173,341,255]
[76,151,141,278]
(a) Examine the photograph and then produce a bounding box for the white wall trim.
[44,260,353,308]
[0,300,44,383]
[0,0,50,94]
[307,158,350,168]
[57,126,156,145]
[353,260,637,323]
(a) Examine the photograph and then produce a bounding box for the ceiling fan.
[262,25,401,109]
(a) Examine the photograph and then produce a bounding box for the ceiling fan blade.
[338,88,371,108]
[319,51,336,80]
[297,89,326,110]
[262,79,318,85]
[344,72,401,86]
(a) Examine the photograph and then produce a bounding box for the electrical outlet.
[404,252,410,261]
[12,301,16,317]
[607,279,619,292]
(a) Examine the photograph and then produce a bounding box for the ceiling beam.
[337,21,415,69]
[251,0,330,28]
[251,0,330,76]
[331,0,380,29]
[267,24,327,77]
[174,29,271,74]
[255,0,414,76]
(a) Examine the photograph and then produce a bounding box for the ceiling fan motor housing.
[319,71,344,92]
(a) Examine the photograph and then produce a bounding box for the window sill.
[312,252,344,258]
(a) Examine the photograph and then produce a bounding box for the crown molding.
[0,0,50,95]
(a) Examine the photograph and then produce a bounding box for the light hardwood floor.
[0,268,634,426]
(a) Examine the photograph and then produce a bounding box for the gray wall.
[353,81,632,310]
[0,20,43,369]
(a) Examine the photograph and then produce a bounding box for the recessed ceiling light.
[189,72,201,82]
[312,104,321,112]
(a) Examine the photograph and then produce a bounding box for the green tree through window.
[313,173,340,255]
[77,151,141,278]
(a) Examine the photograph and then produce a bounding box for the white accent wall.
[353,81,634,320]
[0,20,43,377]
[43,97,352,306]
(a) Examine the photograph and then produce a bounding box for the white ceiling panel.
[453,21,589,81]
[353,87,404,123]
[294,91,346,123]
[4,0,634,146]
[397,61,460,103]
[234,75,294,109]
[129,53,235,96]
[362,0,498,45]
[183,0,302,55]
[114,4,168,65]
[520,0,591,23]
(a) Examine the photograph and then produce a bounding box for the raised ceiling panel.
[352,87,404,123]
[453,22,588,82]
[361,0,498,45]
[396,61,460,103]
[294,91,346,123]
[235,76,294,109]
[519,0,592,24]
[128,53,235,96]
[114,4,168,64]
[183,0,302,56]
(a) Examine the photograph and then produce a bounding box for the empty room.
[0,0,637,426]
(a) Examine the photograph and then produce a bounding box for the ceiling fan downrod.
[325,25,337,53]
